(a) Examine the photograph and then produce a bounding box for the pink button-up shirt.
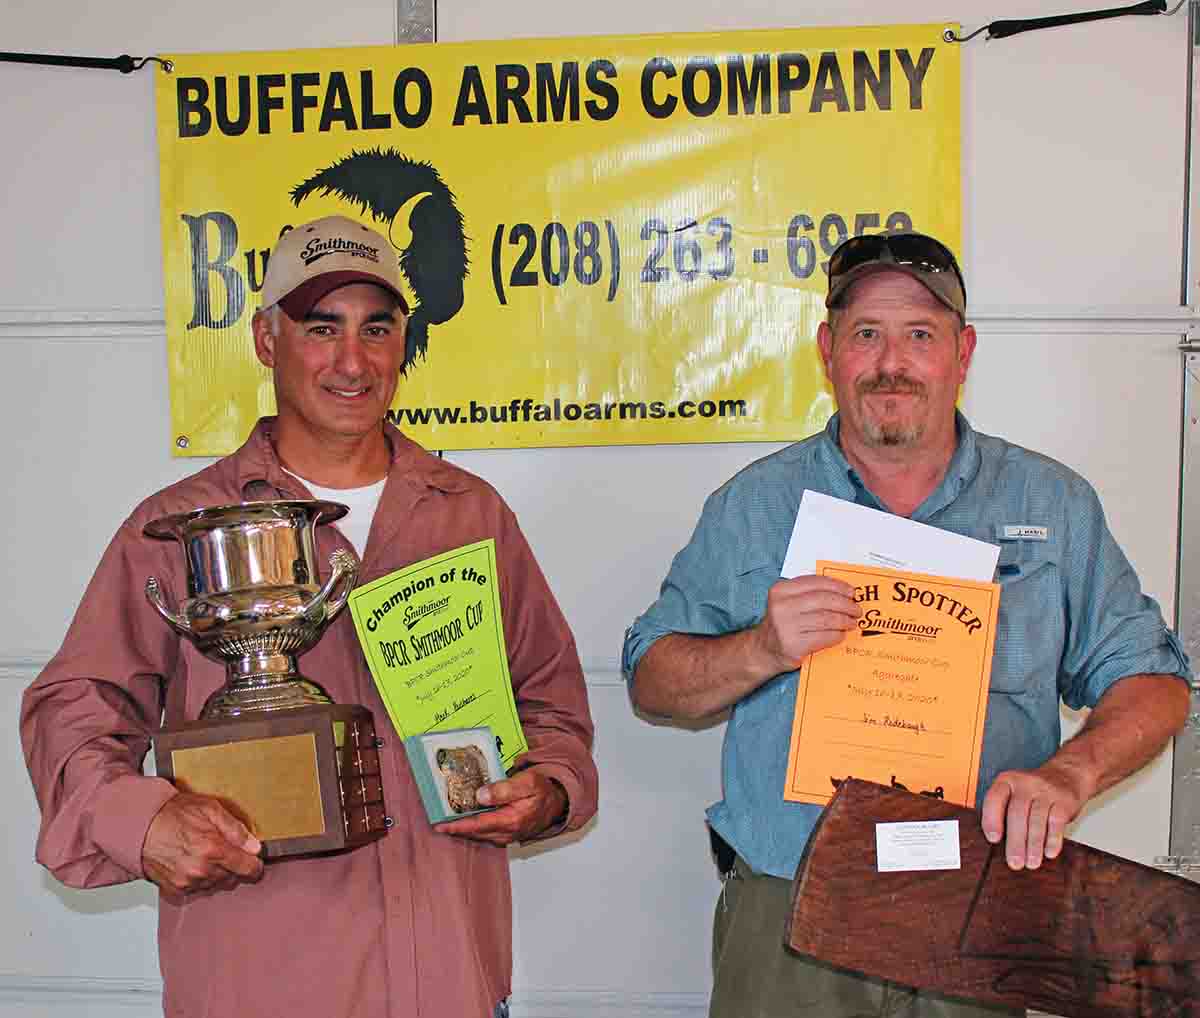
[22,419,598,1018]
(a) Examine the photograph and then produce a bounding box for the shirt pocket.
[990,553,1062,695]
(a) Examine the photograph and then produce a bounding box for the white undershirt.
[285,471,386,558]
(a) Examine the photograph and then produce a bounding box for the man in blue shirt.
[621,231,1192,1018]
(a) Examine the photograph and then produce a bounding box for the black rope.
[0,52,172,73]
[945,0,1169,42]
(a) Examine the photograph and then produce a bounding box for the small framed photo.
[404,726,506,824]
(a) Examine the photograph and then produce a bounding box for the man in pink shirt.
[22,215,598,1018]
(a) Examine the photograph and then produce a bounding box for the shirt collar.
[816,410,981,519]
[915,411,980,519]
[814,414,860,501]
[232,417,472,501]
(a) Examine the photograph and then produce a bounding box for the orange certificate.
[784,561,1000,808]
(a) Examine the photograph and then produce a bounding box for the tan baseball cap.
[260,215,409,319]
[825,231,966,318]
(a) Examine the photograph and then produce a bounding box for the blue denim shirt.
[622,412,1191,879]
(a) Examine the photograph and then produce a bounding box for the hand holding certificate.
[349,540,580,844]
[784,561,1000,809]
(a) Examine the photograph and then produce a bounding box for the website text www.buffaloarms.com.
[387,396,749,427]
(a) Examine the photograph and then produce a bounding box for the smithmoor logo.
[404,595,452,631]
[300,235,383,266]
[859,608,943,641]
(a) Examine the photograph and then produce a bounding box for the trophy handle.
[145,576,193,635]
[301,549,358,625]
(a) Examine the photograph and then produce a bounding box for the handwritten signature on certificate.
[784,561,1000,808]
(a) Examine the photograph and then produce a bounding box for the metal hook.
[132,55,174,73]
[943,24,991,43]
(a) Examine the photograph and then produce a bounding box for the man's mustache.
[856,373,927,397]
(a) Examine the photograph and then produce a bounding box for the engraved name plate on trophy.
[144,501,389,858]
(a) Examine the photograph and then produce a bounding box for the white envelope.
[782,490,999,582]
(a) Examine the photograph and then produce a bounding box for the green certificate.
[348,539,528,768]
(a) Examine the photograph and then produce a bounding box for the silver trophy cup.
[142,499,389,857]
[143,500,357,717]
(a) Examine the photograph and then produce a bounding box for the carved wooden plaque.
[787,779,1200,1017]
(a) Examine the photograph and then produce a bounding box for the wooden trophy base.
[787,779,1200,1018]
[153,703,389,858]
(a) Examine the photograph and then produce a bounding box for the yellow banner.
[156,25,960,455]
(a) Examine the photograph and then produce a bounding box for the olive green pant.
[709,857,1023,1018]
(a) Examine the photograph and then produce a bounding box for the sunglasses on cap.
[827,232,966,310]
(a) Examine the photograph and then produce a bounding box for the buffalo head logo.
[291,147,469,372]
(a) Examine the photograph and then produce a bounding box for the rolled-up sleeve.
[1059,480,1191,709]
[20,516,179,887]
